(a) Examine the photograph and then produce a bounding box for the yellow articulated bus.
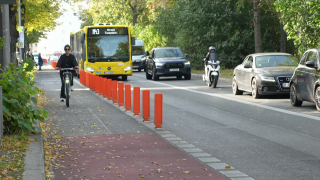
[70,23,135,80]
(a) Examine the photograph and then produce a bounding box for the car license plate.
[104,72,114,74]
[169,68,179,72]
[282,83,289,88]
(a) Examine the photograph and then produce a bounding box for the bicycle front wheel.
[66,83,70,107]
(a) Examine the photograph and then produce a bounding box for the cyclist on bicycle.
[55,45,79,102]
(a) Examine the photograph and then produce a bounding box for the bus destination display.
[88,27,128,35]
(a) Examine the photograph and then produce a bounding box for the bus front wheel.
[122,75,127,81]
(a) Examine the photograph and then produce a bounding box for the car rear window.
[255,55,298,68]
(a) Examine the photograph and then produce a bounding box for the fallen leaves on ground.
[0,134,29,180]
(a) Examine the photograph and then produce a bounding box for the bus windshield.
[87,35,129,62]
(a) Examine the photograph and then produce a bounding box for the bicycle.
[60,68,74,107]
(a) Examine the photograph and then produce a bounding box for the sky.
[34,1,87,57]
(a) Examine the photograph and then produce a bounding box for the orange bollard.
[99,77,104,96]
[89,73,92,89]
[112,80,118,103]
[94,75,98,93]
[118,82,124,107]
[102,78,107,98]
[107,79,112,100]
[79,71,82,84]
[133,87,140,115]
[154,94,163,129]
[125,84,131,111]
[86,72,90,88]
[83,71,86,86]
[142,90,150,122]
[92,75,95,91]
[91,74,95,91]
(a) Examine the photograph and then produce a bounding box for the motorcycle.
[202,58,220,88]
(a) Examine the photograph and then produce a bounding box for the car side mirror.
[146,51,149,56]
[306,60,315,68]
[185,54,189,58]
[244,64,252,68]
[131,37,136,45]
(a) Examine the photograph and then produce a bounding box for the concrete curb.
[23,133,46,180]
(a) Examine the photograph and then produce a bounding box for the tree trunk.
[9,4,18,65]
[132,13,138,26]
[280,23,287,52]
[253,0,263,53]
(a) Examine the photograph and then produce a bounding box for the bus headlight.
[124,66,132,71]
[86,67,94,72]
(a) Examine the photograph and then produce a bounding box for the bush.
[1,61,48,135]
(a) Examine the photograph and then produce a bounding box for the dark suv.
[145,47,191,80]
[290,49,320,111]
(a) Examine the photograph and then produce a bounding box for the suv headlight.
[124,66,132,71]
[86,67,94,72]
[261,76,275,82]
[184,61,190,66]
[155,62,164,66]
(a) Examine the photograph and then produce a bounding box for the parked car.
[290,49,320,111]
[145,47,191,80]
[232,52,298,98]
[49,56,59,62]
[132,40,146,72]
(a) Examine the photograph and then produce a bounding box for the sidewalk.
[23,63,232,180]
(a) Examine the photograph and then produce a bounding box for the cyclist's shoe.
[71,86,74,91]
[60,98,65,102]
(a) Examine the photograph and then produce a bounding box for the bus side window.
[82,40,86,61]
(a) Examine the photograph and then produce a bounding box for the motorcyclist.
[204,46,219,78]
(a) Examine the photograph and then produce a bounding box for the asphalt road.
[114,70,320,180]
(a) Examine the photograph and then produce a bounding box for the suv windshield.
[155,49,184,58]
[132,46,145,55]
[87,35,129,62]
[255,55,298,68]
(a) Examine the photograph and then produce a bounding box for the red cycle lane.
[52,133,227,180]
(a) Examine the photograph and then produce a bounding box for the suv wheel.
[290,83,303,106]
[315,87,320,111]
[152,66,159,81]
[146,67,152,80]
[184,74,191,80]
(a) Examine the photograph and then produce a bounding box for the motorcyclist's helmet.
[209,46,215,51]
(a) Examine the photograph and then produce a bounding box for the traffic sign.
[0,0,16,4]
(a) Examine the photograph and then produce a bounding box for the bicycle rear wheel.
[66,83,70,107]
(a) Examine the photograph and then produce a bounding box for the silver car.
[232,52,299,98]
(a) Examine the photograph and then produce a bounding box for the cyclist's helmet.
[209,46,215,51]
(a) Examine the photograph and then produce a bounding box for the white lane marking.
[72,79,112,134]
[141,80,320,121]
[88,108,112,134]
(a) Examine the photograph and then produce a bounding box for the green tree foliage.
[78,9,94,29]
[274,0,320,55]
[1,59,48,134]
[78,0,296,69]
[23,0,62,43]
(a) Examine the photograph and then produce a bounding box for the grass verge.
[192,69,234,79]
